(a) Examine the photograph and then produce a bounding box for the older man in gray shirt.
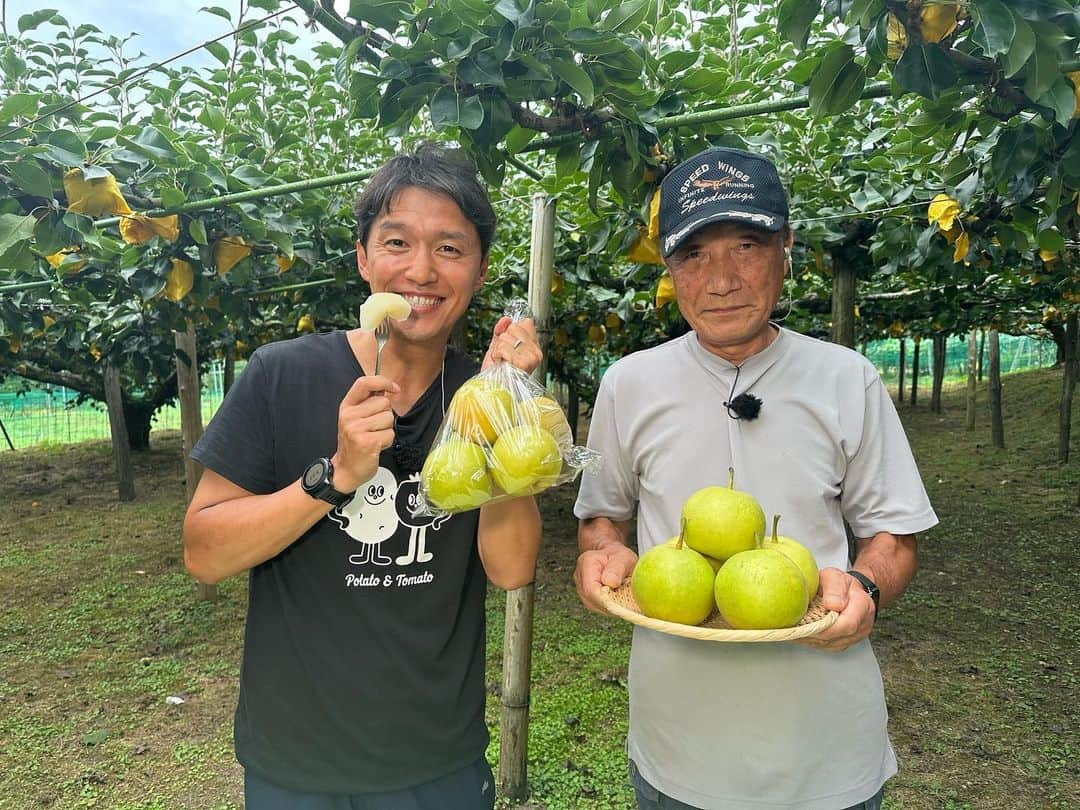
[574,146,937,810]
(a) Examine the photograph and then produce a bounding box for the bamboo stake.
[498,192,555,801]
[102,360,136,501]
[174,322,215,601]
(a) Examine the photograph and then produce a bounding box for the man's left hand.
[795,567,875,652]
[482,315,542,374]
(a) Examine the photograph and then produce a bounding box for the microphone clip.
[724,392,763,421]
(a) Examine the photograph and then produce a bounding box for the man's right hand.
[330,375,399,493]
[573,543,638,614]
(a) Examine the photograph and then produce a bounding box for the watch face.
[303,460,327,489]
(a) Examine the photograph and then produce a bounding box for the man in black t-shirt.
[183,145,543,809]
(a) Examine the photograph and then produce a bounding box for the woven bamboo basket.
[601,582,838,642]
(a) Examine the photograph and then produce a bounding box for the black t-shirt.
[190,331,487,793]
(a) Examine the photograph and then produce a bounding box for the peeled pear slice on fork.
[360,292,412,331]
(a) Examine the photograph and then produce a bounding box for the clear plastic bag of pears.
[414,300,602,517]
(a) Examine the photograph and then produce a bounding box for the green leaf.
[1001,12,1035,78]
[864,11,889,65]
[808,45,866,118]
[494,0,529,24]
[36,129,85,167]
[1037,76,1078,124]
[549,58,595,107]
[198,105,227,133]
[1022,42,1059,102]
[1,48,27,81]
[429,86,485,130]
[160,187,186,208]
[229,165,273,188]
[458,52,505,87]
[119,126,180,162]
[0,238,34,271]
[266,229,294,258]
[564,28,627,56]
[17,8,58,33]
[658,50,699,75]
[33,211,78,255]
[602,0,650,33]
[973,0,1015,57]
[189,219,208,246]
[848,0,883,28]
[335,37,365,86]
[0,93,37,124]
[204,41,231,66]
[778,0,822,50]
[1037,229,1064,252]
[200,5,232,22]
[7,160,53,199]
[504,125,537,154]
[347,0,413,30]
[0,213,37,255]
[555,142,580,179]
[787,54,821,85]
[349,73,383,118]
[893,43,959,100]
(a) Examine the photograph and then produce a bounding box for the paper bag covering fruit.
[415,300,602,516]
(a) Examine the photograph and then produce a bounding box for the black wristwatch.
[847,569,880,619]
[301,457,352,507]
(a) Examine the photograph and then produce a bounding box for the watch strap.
[302,458,352,507]
[846,569,880,618]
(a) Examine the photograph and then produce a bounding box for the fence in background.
[866,333,1055,386]
[0,335,1058,450]
[0,361,229,450]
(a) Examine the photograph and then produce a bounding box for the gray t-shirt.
[575,327,938,810]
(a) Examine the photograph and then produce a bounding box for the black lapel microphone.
[723,364,763,421]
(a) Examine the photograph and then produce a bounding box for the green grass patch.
[2,368,1078,808]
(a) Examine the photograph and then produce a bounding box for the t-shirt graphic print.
[331,467,451,571]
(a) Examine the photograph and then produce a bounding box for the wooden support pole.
[829,251,855,348]
[965,328,978,431]
[174,323,215,601]
[498,192,555,801]
[988,328,1004,449]
[931,333,946,414]
[1058,312,1077,464]
[102,361,136,501]
[910,337,921,406]
[897,338,906,404]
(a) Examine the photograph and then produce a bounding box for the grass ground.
[0,367,1076,809]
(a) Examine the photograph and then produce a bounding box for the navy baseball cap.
[658,146,789,258]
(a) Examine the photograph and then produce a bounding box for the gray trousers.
[629,760,885,810]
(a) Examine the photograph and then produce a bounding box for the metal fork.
[373,319,390,377]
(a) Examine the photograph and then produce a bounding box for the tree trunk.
[103,361,136,501]
[989,328,1004,449]
[123,400,154,451]
[910,337,921,406]
[829,251,856,348]
[977,327,985,382]
[966,328,977,430]
[931,333,946,414]
[1042,320,1067,366]
[174,323,215,602]
[897,338,906,404]
[1058,312,1078,464]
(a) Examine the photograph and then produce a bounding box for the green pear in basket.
[761,514,819,598]
[714,536,809,630]
[681,467,766,562]
[631,520,716,626]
